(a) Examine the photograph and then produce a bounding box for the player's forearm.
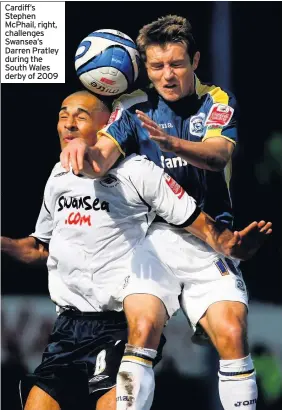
[172,138,227,171]
[186,212,234,257]
[87,136,121,177]
[1,236,49,265]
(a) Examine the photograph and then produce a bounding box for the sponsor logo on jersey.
[164,173,184,199]
[99,174,119,188]
[57,196,110,212]
[108,109,120,125]
[206,124,224,131]
[89,374,109,384]
[189,113,206,137]
[158,122,173,129]
[206,103,234,127]
[65,212,91,226]
[161,155,188,169]
[54,171,69,177]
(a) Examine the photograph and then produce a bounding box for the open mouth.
[164,84,177,89]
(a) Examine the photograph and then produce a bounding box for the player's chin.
[160,88,182,102]
[60,141,68,150]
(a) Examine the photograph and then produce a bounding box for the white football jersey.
[31,155,199,312]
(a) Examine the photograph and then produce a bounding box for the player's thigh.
[95,387,116,410]
[181,256,248,329]
[200,300,247,334]
[24,385,60,410]
[124,293,168,325]
[127,235,181,320]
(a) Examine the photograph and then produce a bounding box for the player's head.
[57,91,110,150]
[137,15,200,102]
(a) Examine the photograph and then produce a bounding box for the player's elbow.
[206,155,228,171]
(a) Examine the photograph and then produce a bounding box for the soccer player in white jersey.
[2,91,271,410]
[60,16,273,410]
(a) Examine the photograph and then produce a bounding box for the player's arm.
[60,135,120,177]
[186,213,272,261]
[60,101,136,177]
[1,236,49,265]
[130,158,272,261]
[2,175,56,264]
[136,110,234,171]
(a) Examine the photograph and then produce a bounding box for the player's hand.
[136,110,178,152]
[60,138,101,175]
[224,220,272,261]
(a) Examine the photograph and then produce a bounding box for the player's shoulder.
[196,76,237,106]
[113,89,149,111]
[116,153,147,170]
[116,154,160,180]
[49,162,67,177]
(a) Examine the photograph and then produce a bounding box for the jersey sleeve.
[98,109,137,157]
[202,88,238,145]
[97,90,148,156]
[29,174,54,243]
[128,157,201,227]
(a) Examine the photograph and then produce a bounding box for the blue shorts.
[20,309,127,409]
[20,308,165,409]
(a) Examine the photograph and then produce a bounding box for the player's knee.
[127,315,162,349]
[214,319,247,354]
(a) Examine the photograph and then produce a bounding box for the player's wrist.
[171,136,181,153]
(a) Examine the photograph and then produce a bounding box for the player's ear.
[192,51,200,71]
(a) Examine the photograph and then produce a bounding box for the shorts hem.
[123,291,177,318]
[190,297,248,331]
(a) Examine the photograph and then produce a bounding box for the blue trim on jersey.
[88,32,137,49]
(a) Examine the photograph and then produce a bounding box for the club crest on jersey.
[189,113,206,137]
[100,174,119,188]
[236,279,246,292]
[164,173,184,199]
[206,103,234,127]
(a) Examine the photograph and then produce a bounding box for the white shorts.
[124,223,248,330]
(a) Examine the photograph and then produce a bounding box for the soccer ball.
[75,29,140,96]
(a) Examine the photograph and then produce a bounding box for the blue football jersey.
[98,76,238,227]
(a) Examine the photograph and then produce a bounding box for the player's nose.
[163,66,174,81]
[65,117,77,130]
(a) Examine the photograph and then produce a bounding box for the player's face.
[57,94,110,150]
[145,43,200,102]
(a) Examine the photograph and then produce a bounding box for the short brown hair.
[137,15,197,63]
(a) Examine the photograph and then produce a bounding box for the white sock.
[219,354,258,409]
[116,344,157,410]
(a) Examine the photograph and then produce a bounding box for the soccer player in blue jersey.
[61,16,263,410]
